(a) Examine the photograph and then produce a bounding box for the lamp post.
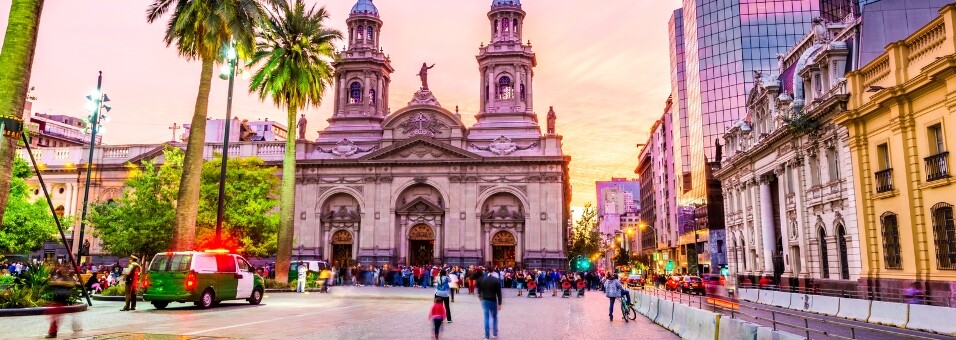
[214,42,238,245]
[76,71,111,262]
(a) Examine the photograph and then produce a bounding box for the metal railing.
[874,168,893,193]
[925,152,950,182]
[736,283,954,307]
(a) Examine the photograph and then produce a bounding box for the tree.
[566,203,601,262]
[146,0,266,251]
[0,157,56,254]
[0,0,44,228]
[196,154,279,257]
[248,0,341,282]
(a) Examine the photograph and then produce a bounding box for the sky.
[0,0,680,208]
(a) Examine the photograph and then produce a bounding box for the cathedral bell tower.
[470,0,541,140]
[319,0,393,145]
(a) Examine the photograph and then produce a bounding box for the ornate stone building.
[292,0,570,269]
[717,17,863,291]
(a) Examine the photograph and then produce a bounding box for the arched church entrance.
[408,224,435,266]
[491,231,516,268]
[331,230,354,267]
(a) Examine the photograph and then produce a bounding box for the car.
[702,273,726,286]
[626,275,645,289]
[288,260,330,282]
[142,250,265,310]
[665,275,683,291]
[680,276,706,295]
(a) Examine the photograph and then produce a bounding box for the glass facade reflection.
[668,9,691,194]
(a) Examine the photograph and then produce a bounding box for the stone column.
[399,216,408,265]
[487,69,496,111]
[363,72,371,115]
[776,166,792,276]
[376,76,384,115]
[338,74,347,115]
[759,176,776,275]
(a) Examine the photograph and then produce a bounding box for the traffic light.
[576,257,591,271]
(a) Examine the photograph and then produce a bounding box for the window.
[819,227,830,279]
[929,124,946,155]
[215,254,237,273]
[837,224,850,280]
[498,76,513,100]
[513,19,519,34]
[357,26,364,40]
[349,82,362,104]
[826,147,840,182]
[932,203,956,270]
[367,27,374,41]
[740,237,747,270]
[237,258,251,272]
[809,154,821,186]
[881,213,902,269]
[717,240,724,254]
[877,143,891,170]
[369,88,376,105]
[519,84,526,101]
[503,19,510,32]
[494,19,498,34]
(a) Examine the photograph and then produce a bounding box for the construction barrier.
[738,288,759,302]
[646,294,661,321]
[684,306,720,340]
[836,297,871,321]
[867,300,909,328]
[719,317,759,340]
[637,293,654,316]
[789,292,812,312]
[771,290,792,308]
[809,295,840,316]
[756,326,805,340]
[655,299,675,329]
[906,304,956,335]
[758,289,775,304]
[668,303,690,336]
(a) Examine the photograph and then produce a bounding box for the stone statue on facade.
[811,17,830,44]
[296,114,307,140]
[547,106,556,134]
[417,62,436,90]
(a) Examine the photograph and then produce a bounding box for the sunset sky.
[0,0,680,207]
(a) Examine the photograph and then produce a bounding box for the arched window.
[369,88,376,105]
[367,26,374,41]
[498,76,513,100]
[494,19,498,34]
[349,82,362,104]
[881,212,902,269]
[520,84,526,101]
[503,18,510,33]
[837,224,850,280]
[357,26,364,40]
[513,19,519,34]
[819,227,830,279]
[740,236,747,270]
[484,84,490,104]
[932,202,956,269]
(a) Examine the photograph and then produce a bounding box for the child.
[429,296,446,339]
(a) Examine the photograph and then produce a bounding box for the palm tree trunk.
[171,57,214,251]
[275,105,298,283]
[0,0,44,227]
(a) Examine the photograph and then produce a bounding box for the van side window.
[194,255,217,273]
[149,255,170,271]
[237,257,250,272]
[216,254,237,273]
[170,255,192,272]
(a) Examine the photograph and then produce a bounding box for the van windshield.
[149,254,192,272]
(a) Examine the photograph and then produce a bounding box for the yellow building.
[837,5,956,306]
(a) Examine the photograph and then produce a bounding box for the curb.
[91,294,144,302]
[0,303,88,317]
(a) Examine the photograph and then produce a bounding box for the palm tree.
[248,0,341,282]
[0,0,44,226]
[146,0,265,251]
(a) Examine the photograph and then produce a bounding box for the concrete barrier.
[684,307,720,340]
[809,295,840,316]
[719,317,758,340]
[655,299,675,329]
[756,326,804,340]
[758,289,775,304]
[637,293,653,316]
[738,288,759,302]
[907,304,956,335]
[668,303,690,336]
[836,297,871,321]
[867,300,909,328]
[646,295,661,321]
[771,290,792,308]
[789,293,813,312]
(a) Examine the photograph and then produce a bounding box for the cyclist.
[604,273,627,321]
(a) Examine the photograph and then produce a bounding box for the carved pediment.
[397,197,444,215]
[359,136,482,162]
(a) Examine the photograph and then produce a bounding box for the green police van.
[142,250,265,309]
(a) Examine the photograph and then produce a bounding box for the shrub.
[0,286,41,308]
[101,284,126,296]
[0,275,14,286]
[264,279,290,289]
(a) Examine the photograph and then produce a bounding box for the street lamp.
[214,42,239,246]
[77,71,112,261]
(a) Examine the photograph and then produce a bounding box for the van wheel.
[152,301,169,310]
[248,287,263,305]
[196,289,215,309]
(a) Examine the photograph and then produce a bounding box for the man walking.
[120,256,141,311]
[477,270,502,339]
[604,274,626,321]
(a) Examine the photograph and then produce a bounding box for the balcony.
[875,168,894,193]
[925,152,950,182]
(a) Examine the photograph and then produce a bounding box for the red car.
[665,276,683,291]
[680,276,706,295]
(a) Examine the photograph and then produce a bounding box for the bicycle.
[620,294,637,322]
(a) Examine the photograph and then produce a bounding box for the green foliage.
[0,157,56,254]
[566,203,601,262]
[145,0,264,62]
[0,275,14,285]
[784,112,820,135]
[0,285,41,308]
[264,278,289,290]
[100,284,125,296]
[196,154,279,257]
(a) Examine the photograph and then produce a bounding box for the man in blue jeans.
[477,270,503,339]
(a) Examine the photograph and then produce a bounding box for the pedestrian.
[297,263,308,293]
[477,270,502,340]
[429,296,447,339]
[120,256,142,311]
[47,265,81,338]
[903,282,924,304]
[604,274,625,321]
[448,270,459,302]
[435,269,452,323]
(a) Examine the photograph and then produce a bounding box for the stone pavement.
[0,287,677,339]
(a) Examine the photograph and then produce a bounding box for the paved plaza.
[1,288,676,339]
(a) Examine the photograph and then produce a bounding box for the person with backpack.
[434,269,452,323]
[604,274,626,321]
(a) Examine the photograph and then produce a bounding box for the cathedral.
[292,0,571,269]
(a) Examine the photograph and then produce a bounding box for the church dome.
[351,0,378,16]
[492,0,521,7]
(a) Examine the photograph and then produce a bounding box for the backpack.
[437,276,450,291]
